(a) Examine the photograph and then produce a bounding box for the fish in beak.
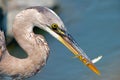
[58,32,101,75]
[45,25,101,75]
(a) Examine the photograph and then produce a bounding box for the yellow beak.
[45,26,100,75]
[58,33,100,75]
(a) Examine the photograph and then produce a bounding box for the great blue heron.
[0,6,101,80]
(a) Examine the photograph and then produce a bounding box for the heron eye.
[51,23,58,30]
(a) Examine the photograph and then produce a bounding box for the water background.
[8,0,120,80]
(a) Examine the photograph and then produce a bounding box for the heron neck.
[12,9,49,58]
[12,10,36,56]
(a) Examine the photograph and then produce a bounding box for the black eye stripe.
[60,28,65,33]
[52,27,57,30]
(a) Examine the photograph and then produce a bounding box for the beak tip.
[95,70,101,76]
[87,62,101,75]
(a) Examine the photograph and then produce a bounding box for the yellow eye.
[51,23,58,30]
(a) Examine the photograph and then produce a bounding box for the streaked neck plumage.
[0,8,49,79]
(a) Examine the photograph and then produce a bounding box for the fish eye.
[51,23,58,30]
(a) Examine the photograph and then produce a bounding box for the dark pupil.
[52,24,58,30]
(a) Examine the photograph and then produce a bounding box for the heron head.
[30,6,100,75]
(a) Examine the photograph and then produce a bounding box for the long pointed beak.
[45,27,100,75]
[58,32,100,75]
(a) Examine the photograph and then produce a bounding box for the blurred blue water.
[27,0,120,80]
